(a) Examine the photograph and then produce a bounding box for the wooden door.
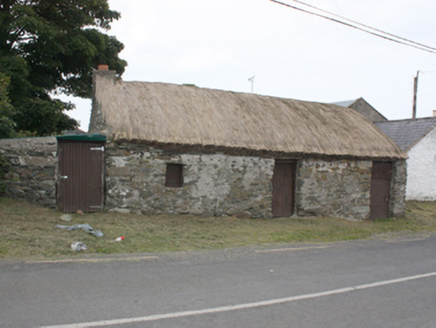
[272,161,296,217]
[370,162,392,220]
[57,140,105,213]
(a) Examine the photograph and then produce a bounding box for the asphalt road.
[1,235,436,328]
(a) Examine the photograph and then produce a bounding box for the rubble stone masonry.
[0,137,57,207]
[0,138,406,220]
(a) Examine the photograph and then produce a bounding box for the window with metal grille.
[165,163,183,188]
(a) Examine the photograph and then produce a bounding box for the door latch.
[90,146,105,151]
[60,175,68,179]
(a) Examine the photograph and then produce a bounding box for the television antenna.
[248,76,255,93]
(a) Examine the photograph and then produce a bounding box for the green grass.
[1,198,436,260]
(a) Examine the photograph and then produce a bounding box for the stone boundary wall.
[0,137,57,207]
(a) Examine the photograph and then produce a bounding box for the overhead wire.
[270,0,436,54]
[289,0,436,52]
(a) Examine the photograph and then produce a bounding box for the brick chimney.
[433,110,436,117]
[93,64,116,85]
[92,64,116,95]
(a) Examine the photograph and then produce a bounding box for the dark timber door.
[272,160,296,217]
[370,162,393,220]
[57,140,105,213]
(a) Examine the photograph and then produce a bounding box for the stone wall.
[0,137,57,207]
[0,137,407,220]
[106,143,407,220]
[390,160,407,217]
[296,159,372,220]
[296,159,407,220]
[105,143,274,217]
[349,98,387,123]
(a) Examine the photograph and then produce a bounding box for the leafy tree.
[0,72,16,138]
[0,0,127,137]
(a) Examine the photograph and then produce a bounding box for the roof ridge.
[378,116,436,124]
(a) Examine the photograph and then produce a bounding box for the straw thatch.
[92,72,406,159]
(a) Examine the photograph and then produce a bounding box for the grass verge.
[1,198,436,260]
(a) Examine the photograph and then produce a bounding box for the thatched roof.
[90,71,406,159]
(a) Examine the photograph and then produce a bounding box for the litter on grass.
[71,242,87,251]
[55,224,103,237]
[60,214,73,222]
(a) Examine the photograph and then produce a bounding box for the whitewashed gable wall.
[406,127,436,200]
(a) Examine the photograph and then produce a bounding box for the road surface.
[1,235,436,327]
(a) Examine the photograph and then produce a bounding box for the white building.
[376,117,436,201]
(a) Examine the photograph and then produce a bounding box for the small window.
[165,163,183,188]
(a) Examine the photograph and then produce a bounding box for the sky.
[67,0,436,131]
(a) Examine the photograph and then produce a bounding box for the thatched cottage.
[78,66,408,220]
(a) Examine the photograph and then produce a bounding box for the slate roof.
[375,117,436,151]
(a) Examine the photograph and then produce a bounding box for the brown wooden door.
[370,162,392,220]
[272,161,296,217]
[57,140,105,213]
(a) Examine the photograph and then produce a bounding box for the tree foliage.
[0,0,127,137]
[0,72,16,138]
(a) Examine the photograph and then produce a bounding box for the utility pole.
[412,70,419,119]
[248,76,255,93]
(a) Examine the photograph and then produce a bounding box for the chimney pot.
[98,64,109,71]
[433,110,436,117]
